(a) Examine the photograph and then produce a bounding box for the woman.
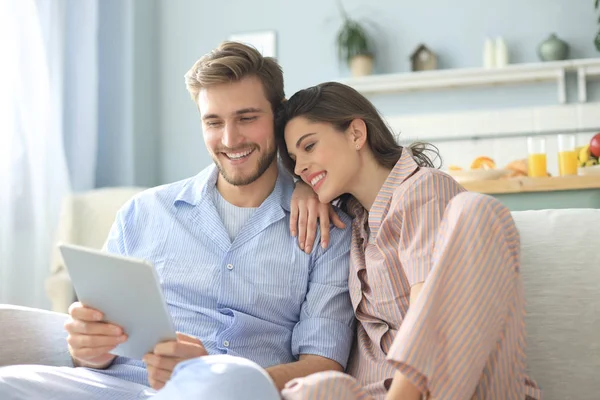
[277,82,542,400]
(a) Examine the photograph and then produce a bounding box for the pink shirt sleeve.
[396,172,466,286]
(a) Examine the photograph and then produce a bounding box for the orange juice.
[558,150,578,176]
[528,153,547,177]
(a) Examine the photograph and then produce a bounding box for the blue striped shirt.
[98,164,355,386]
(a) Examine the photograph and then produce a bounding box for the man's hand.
[143,332,208,390]
[65,302,127,369]
[290,181,346,253]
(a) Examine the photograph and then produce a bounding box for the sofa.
[1,208,599,400]
[46,186,145,313]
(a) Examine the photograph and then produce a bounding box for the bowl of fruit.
[447,156,510,183]
[578,133,600,176]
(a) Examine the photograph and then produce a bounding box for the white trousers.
[0,355,280,400]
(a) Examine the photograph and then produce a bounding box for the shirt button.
[226,264,234,270]
[223,340,230,347]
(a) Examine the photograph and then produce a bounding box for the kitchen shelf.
[461,175,600,194]
[338,58,600,104]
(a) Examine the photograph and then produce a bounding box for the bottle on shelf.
[495,37,509,67]
[483,37,495,69]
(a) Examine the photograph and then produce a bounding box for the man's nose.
[221,123,242,148]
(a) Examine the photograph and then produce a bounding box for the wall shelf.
[338,58,600,104]
[461,175,600,194]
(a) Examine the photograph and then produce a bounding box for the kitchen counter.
[461,175,600,194]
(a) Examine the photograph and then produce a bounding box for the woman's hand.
[290,181,346,253]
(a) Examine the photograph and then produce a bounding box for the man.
[0,41,355,399]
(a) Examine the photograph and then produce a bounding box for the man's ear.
[348,118,368,150]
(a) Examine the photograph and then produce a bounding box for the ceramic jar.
[538,33,569,61]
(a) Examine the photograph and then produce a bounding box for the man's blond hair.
[184,41,285,112]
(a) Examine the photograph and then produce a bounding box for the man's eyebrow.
[202,113,218,121]
[295,133,317,148]
[202,107,264,121]
[235,107,264,115]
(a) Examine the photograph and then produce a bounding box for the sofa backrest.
[512,208,600,400]
[47,187,145,312]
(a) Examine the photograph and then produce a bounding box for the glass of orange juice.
[527,136,547,177]
[557,134,578,176]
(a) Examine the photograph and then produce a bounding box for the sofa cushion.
[512,208,600,400]
[0,305,72,368]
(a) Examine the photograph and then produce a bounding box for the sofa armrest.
[0,305,73,367]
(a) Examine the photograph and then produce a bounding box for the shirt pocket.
[160,256,221,306]
[254,264,308,305]
[251,249,309,314]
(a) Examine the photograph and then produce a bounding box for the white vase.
[483,37,495,69]
[349,55,373,77]
[495,37,509,67]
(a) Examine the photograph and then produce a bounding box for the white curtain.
[0,0,98,309]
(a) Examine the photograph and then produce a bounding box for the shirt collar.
[348,148,420,240]
[370,147,419,212]
[173,164,218,206]
[348,148,419,217]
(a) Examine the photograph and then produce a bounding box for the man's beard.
[213,143,277,186]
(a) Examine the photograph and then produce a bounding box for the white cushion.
[512,208,600,400]
[46,187,145,313]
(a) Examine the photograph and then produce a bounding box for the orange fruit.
[470,156,496,170]
[448,165,463,171]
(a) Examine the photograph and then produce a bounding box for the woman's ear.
[348,119,368,150]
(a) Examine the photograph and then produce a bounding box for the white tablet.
[58,243,177,360]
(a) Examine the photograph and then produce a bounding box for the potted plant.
[335,1,374,77]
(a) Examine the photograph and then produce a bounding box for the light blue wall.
[96,0,134,187]
[157,0,600,184]
[131,0,160,188]
[95,0,159,189]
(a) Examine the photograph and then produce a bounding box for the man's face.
[198,76,277,186]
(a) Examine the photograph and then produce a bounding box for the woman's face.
[284,116,360,204]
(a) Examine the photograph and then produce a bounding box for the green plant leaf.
[336,17,372,63]
[596,0,599,9]
[595,30,600,52]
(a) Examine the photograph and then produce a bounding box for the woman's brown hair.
[275,82,441,210]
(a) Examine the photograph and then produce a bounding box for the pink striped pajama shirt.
[282,150,542,400]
